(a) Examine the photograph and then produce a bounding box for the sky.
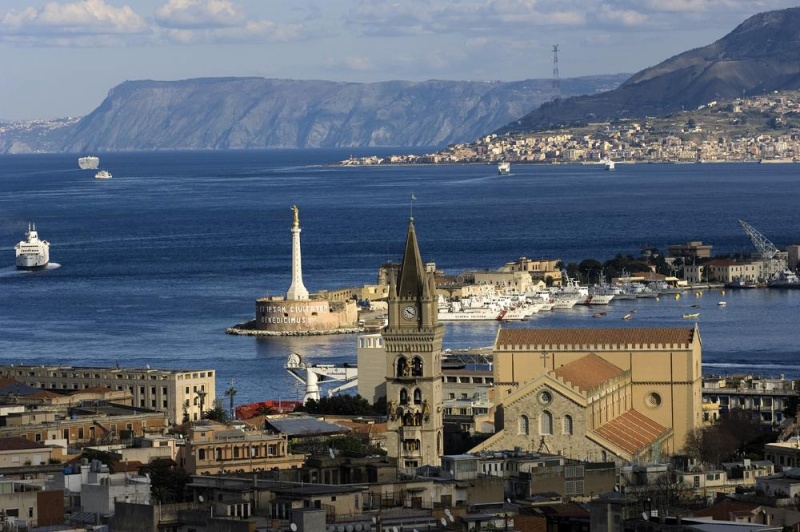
[1,0,799,121]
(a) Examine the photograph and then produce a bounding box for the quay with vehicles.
[14,223,50,270]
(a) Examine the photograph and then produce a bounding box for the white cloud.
[0,0,148,42]
[154,0,245,29]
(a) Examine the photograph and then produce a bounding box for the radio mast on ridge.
[552,44,560,100]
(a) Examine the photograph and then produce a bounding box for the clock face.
[402,305,418,320]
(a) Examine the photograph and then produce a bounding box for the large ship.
[15,223,50,270]
[78,156,100,170]
[497,161,511,175]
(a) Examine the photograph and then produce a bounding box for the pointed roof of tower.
[396,219,425,299]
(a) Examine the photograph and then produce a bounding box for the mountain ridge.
[504,7,800,133]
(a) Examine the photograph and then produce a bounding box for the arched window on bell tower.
[396,357,409,378]
[413,388,422,405]
[411,356,423,377]
[399,388,408,405]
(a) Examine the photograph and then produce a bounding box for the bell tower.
[383,218,444,469]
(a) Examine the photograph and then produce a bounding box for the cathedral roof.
[552,354,624,393]
[593,409,669,455]
[496,327,697,350]
[396,219,425,299]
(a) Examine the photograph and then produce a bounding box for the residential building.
[0,364,216,424]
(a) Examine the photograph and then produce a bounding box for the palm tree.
[224,380,237,420]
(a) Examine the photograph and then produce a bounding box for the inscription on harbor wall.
[255,298,358,332]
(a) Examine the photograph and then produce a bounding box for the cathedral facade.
[474,326,703,463]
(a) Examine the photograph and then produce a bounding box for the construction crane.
[285,353,358,404]
[738,219,783,280]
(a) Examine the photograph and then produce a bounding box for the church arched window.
[413,388,422,404]
[563,415,573,435]
[412,356,423,377]
[399,388,408,405]
[518,415,529,435]
[540,411,553,435]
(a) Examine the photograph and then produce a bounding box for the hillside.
[51,75,625,153]
[504,7,800,133]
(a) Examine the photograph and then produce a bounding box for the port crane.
[738,219,783,280]
[285,353,358,404]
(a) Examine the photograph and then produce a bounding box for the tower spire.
[395,219,425,300]
[285,205,309,301]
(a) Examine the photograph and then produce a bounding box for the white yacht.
[79,156,100,170]
[95,170,112,179]
[603,159,615,171]
[439,304,503,321]
[15,223,50,270]
[497,161,511,175]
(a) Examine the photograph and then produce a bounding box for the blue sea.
[2,151,800,405]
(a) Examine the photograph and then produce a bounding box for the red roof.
[235,400,302,420]
[593,410,669,454]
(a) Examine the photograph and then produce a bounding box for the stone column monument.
[285,205,309,301]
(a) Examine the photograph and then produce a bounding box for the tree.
[146,459,190,504]
[203,399,229,422]
[296,394,375,416]
[578,259,603,284]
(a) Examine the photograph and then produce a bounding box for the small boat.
[691,304,700,308]
[623,313,632,320]
[497,161,511,175]
[717,301,727,306]
[95,170,112,179]
[603,159,615,171]
[683,313,700,319]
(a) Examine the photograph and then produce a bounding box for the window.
[540,411,553,435]
[563,415,574,435]
[413,389,422,404]
[518,415,529,435]
[400,388,408,405]
[198,449,206,460]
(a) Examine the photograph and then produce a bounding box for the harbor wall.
[255,297,358,333]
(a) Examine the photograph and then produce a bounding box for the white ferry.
[15,223,50,270]
[95,170,112,179]
[497,161,511,175]
[78,156,100,170]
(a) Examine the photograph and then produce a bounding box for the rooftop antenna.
[552,44,560,100]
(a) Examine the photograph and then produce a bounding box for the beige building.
[473,326,702,463]
[0,365,215,424]
[178,421,304,475]
[0,437,62,469]
[706,259,762,283]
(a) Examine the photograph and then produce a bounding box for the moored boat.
[683,313,700,319]
[15,223,50,270]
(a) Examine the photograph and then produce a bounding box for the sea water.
[1,151,799,404]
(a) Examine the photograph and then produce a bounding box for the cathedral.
[473,326,703,463]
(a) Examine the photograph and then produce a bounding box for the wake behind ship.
[15,223,50,270]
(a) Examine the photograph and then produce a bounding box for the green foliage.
[296,394,376,416]
[146,460,190,504]
[203,399,229,422]
[329,435,386,457]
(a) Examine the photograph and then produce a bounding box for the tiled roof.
[265,416,349,437]
[27,390,64,399]
[552,354,624,392]
[693,499,760,520]
[593,410,668,454]
[496,327,696,349]
[0,436,47,451]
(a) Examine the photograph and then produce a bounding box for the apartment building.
[0,365,215,424]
